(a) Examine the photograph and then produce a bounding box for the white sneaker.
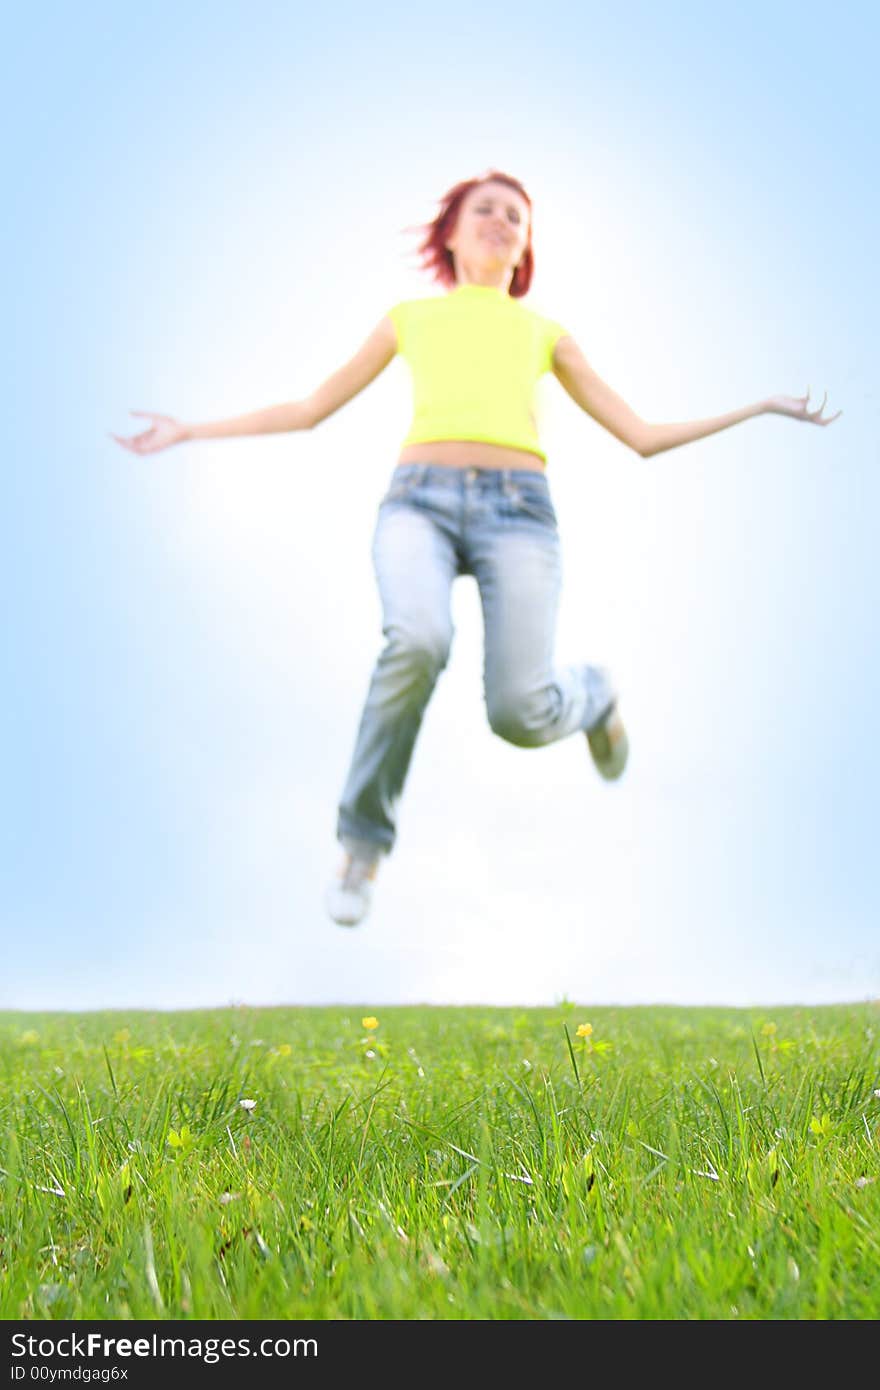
[587,703,629,781]
[326,854,378,927]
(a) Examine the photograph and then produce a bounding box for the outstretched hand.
[766,388,841,426]
[110,411,188,455]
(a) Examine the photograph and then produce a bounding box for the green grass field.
[1,1003,878,1320]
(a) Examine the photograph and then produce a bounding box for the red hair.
[412,170,534,298]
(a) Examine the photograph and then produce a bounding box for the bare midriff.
[397,440,546,471]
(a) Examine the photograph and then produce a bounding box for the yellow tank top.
[388,284,568,463]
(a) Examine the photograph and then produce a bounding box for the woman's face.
[445,180,531,278]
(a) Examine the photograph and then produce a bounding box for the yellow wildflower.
[576,1023,593,1039]
[362,1016,379,1030]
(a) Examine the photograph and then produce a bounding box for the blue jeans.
[337,464,616,859]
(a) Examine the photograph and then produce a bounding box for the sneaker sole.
[326,888,370,927]
[587,707,629,780]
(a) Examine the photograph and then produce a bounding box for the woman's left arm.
[552,335,841,458]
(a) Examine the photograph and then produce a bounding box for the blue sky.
[3,0,878,1010]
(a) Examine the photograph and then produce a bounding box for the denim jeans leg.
[336,500,458,855]
[470,505,614,746]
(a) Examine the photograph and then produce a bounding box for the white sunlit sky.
[3,1,878,1012]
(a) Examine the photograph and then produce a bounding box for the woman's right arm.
[112,316,398,454]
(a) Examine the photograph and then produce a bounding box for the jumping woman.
[114,169,840,927]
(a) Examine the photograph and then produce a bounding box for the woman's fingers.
[810,390,826,421]
[111,429,158,453]
[768,390,841,424]
[807,390,841,425]
[110,410,181,452]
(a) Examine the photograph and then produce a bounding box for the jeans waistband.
[391,463,549,489]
